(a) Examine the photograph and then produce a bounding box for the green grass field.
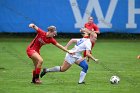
[0,38,140,93]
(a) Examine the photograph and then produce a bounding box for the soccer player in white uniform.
[40,28,99,84]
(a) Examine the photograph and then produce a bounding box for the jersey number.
[76,39,84,46]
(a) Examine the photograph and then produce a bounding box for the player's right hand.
[29,23,35,28]
[68,51,75,55]
[94,59,99,63]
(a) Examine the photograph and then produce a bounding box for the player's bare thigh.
[60,60,71,72]
[30,52,43,68]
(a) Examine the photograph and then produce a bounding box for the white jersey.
[70,38,92,53]
[65,38,92,64]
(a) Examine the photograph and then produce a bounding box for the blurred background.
[0,0,140,38]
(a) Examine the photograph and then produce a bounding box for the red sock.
[35,68,41,75]
[35,68,41,79]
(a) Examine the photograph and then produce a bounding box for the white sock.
[46,66,60,72]
[78,71,86,83]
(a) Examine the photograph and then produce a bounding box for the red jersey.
[27,28,57,53]
[84,22,100,33]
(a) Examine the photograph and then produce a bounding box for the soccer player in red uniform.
[83,17,100,60]
[84,17,100,34]
[26,23,72,84]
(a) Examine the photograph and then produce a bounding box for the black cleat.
[31,77,36,83]
[40,68,47,78]
[78,82,85,84]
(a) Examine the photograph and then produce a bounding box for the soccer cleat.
[31,77,36,83]
[40,68,47,78]
[31,78,42,84]
[34,78,42,84]
[78,81,85,84]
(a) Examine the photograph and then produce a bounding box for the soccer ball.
[137,55,140,59]
[110,76,120,84]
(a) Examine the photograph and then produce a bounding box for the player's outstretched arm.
[95,31,100,34]
[29,23,38,31]
[65,39,77,49]
[55,43,73,54]
[86,50,99,63]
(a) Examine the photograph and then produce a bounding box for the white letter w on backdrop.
[70,0,118,28]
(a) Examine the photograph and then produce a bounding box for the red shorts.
[26,49,40,58]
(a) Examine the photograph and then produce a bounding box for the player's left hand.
[29,23,35,28]
[94,59,99,63]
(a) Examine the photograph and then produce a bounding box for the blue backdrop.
[0,0,140,33]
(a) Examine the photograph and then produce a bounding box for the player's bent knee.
[60,67,67,72]
[79,60,88,73]
[37,59,43,66]
[38,60,43,64]
[60,68,67,72]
